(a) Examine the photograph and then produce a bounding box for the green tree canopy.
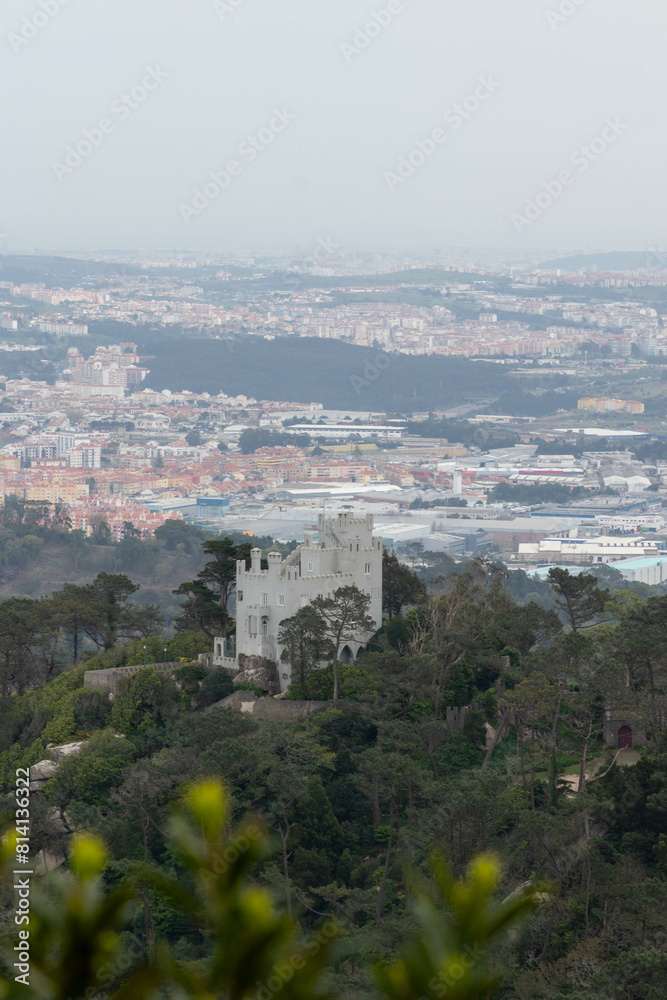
[382,550,427,618]
[547,567,610,631]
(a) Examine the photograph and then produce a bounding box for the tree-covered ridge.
[139,336,527,412]
[0,547,666,998]
[0,504,216,604]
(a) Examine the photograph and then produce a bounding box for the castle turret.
[218,514,383,694]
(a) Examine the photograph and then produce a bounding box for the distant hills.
[139,335,505,413]
[0,255,254,288]
[0,255,141,286]
[220,267,483,293]
[540,250,660,271]
[0,256,483,292]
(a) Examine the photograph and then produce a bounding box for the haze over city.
[2,0,665,251]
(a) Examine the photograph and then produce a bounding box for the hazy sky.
[2,0,664,254]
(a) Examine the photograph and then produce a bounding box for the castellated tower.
[213,513,382,693]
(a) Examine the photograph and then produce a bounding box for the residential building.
[38,323,89,336]
[577,397,645,414]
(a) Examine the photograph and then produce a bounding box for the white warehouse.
[519,534,665,564]
[213,512,383,692]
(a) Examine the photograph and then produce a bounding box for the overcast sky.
[2,0,664,254]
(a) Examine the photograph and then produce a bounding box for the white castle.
[213,513,383,692]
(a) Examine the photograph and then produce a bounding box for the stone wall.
[84,661,202,696]
[206,691,368,721]
[211,694,495,728]
[444,703,486,732]
[445,706,470,731]
[199,652,238,672]
[253,699,332,720]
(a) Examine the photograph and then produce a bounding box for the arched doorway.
[618,725,633,749]
[340,645,353,665]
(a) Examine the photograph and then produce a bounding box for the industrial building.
[608,555,667,586]
[518,534,665,564]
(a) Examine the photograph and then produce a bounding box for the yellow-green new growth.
[374,853,548,1000]
[1,782,547,1000]
[0,831,133,1000]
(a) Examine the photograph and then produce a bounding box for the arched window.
[216,644,222,657]
[261,616,269,637]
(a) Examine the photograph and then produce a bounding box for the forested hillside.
[1,544,666,999]
[138,336,511,411]
[0,500,276,622]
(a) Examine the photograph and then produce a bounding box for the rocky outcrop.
[29,759,59,791]
[35,849,67,874]
[48,741,88,762]
[483,722,497,751]
[234,656,280,695]
[29,740,88,790]
[46,807,77,835]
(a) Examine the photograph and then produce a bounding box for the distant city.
[3,248,667,360]
[2,246,667,588]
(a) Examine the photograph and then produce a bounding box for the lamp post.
[164,647,168,667]
[143,645,147,667]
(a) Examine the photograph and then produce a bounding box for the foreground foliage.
[0,781,544,1000]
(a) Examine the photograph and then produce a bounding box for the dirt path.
[560,747,640,793]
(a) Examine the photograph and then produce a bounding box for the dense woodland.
[1,526,666,999]
[138,336,536,412]
[0,500,299,618]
